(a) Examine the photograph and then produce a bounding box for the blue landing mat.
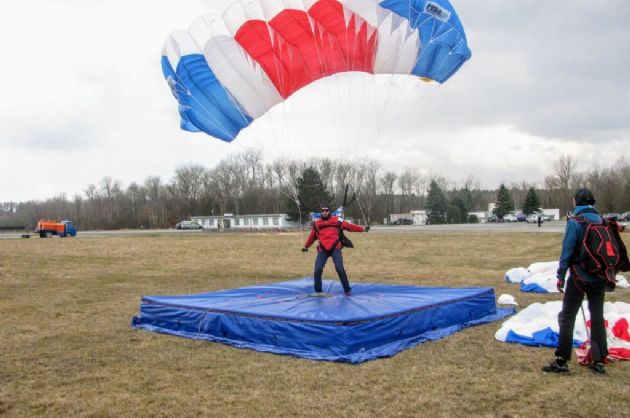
[131,278,513,363]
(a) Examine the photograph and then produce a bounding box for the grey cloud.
[428,0,630,142]
[9,123,102,151]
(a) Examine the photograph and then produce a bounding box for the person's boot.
[542,358,569,373]
[589,362,606,375]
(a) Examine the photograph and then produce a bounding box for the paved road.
[0,222,569,240]
[371,221,567,234]
[0,228,205,239]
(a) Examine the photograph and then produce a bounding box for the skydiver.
[301,203,369,296]
[542,189,629,375]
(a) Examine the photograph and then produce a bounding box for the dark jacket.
[557,205,603,283]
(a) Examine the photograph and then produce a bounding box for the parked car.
[503,214,518,222]
[392,218,413,225]
[603,213,621,222]
[620,211,630,221]
[516,213,527,222]
[175,221,202,230]
[486,215,498,223]
[527,213,542,223]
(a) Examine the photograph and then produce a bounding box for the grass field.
[1,231,629,417]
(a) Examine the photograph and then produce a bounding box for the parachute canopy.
[132,278,511,363]
[495,301,630,361]
[162,0,471,141]
[505,261,629,293]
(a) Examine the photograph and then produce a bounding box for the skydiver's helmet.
[320,203,331,220]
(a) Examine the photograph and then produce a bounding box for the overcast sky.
[1,0,629,202]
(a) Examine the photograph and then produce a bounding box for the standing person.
[301,203,369,296]
[542,188,628,375]
[537,213,542,228]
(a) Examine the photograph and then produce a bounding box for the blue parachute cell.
[161,55,252,142]
[379,0,472,82]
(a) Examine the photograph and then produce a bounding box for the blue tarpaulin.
[131,278,513,363]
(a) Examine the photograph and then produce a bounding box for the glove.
[301,247,308,252]
[556,278,565,293]
[364,226,370,232]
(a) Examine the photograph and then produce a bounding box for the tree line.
[1,151,628,230]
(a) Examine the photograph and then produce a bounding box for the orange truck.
[35,219,77,238]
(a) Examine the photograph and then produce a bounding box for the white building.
[410,210,427,225]
[191,213,300,231]
[388,210,427,225]
[468,211,490,223]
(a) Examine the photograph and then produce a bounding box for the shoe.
[344,291,352,296]
[542,359,569,374]
[310,292,332,298]
[589,362,606,375]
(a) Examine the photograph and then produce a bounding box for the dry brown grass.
[1,231,629,417]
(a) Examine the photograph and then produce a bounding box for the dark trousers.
[313,248,351,293]
[556,275,607,362]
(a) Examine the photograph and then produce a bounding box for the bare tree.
[144,176,165,228]
[172,164,207,217]
[73,194,82,227]
[333,162,353,204]
[210,160,237,215]
[552,155,578,213]
[380,171,397,216]
[82,183,99,228]
[398,168,421,212]
[240,148,263,189]
[125,182,146,227]
[99,177,123,227]
[360,160,380,224]
[271,158,304,210]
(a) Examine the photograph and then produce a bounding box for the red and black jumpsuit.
[303,215,365,293]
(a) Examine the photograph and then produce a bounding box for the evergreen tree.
[493,183,514,220]
[450,193,470,224]
[447,204,462,224]
[460,186,474,213]
[522,187,541,215]
[286,167,331,222]
[426,180,448,224]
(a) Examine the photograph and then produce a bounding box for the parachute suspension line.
[369,74,416,150]
[354,71,373,158]
[361,74,381,153]
[298,201,305,242]
[374,75,426,149]
[315,15,343,156]
[356,190,369,226]
[364,73,398,150]
[274,173,305,244]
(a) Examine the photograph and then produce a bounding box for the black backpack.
[575,215,630,289]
